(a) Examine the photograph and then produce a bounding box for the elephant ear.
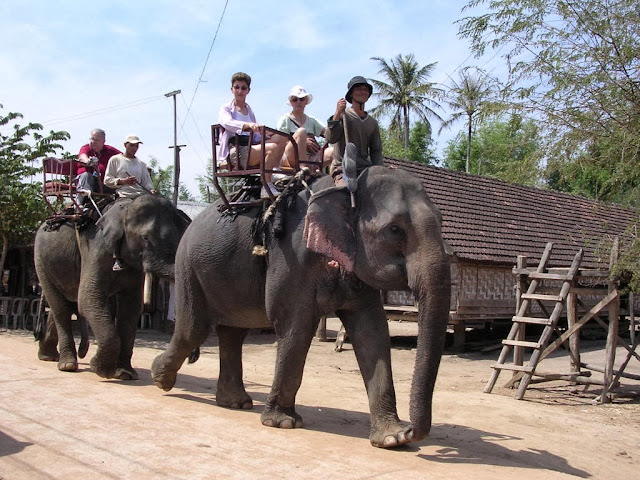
[303,187,355,272]
[96,199,132,252]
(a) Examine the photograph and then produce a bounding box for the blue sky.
[1,0,495,199]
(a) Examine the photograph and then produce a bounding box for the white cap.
[287,85,313,105]
[124,134,143,145]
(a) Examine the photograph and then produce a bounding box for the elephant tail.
[33,293,47,341]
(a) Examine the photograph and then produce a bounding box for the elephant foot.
[260,406,303,429]
[114,366,139,381]
[90,355,117,379]
[57,359,79,372]
[151,354,177,391]
[216,390,253,410]
[78,340,89,359]
[369,421,413,449]
[38,349,60,362]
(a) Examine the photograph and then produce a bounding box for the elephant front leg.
[261,328,314,429]
[113,291,142,380]
[151,295,212,391]
[341,308,411,448]
[79,293,119,379]
[216,325,252,409]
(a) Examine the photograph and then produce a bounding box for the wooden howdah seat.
[211,124,325,211]
[42,157,112,218]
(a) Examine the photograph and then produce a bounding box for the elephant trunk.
[406,249,451,441]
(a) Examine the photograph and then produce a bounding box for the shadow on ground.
[423,423,591,478]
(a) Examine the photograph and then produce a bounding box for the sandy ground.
[1,319,639,480]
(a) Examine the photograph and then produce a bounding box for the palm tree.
[440,67,497,173]
[369,54,445,154]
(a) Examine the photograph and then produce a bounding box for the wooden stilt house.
[381,158,640,349]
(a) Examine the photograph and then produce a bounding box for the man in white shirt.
[104,135,156,197]
[104,135,157,271]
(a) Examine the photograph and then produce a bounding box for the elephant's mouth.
[363,262,408,291]
[143,257,176,279]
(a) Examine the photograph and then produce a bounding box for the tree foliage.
[0,106,70,272]
[369,54,445,155]
[458,0,640,204]
[440,67,500,173]
[381,122,438,165]
[147,157,195,202]
[196,161,243,204]
[443,114,541,185]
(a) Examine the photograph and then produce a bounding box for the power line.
[178,95,209,164]
[180,0,230,145]
[42,96,164,126]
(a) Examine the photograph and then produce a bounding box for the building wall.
[454,262,516,303]
[385,261,516,309]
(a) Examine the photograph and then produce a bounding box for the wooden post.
[629,292,635,343]
[513,255,527,370]
[601,237,620,403]
[567,287,580,373]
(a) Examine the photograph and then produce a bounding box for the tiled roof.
[383,157,640,269]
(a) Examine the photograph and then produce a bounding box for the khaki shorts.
[229,146,250,170]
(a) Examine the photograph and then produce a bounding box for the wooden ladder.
[484,242,584,399]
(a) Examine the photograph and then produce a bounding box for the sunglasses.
[233,84,249,91]
[290,97,307,103]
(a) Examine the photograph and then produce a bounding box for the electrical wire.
[42,96,164,126]
[180,0,230,150]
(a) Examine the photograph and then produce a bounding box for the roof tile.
[384,158,639,269]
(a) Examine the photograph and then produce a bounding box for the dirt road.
[1,320,638,479]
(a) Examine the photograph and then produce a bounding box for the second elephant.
[35,194,190,379]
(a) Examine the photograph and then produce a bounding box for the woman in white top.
[217,72,286,196]
[276,86,333,169]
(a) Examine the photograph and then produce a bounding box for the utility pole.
[164,90,186,206]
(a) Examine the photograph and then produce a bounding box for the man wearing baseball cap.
[103,135,157,271]
[325,76,383,186]
[104,134,156,198]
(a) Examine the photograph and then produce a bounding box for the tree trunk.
[1,234,8,291]
[466,117,472,173]
[403,105,410,156]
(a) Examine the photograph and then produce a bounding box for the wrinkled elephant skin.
[152,167,451,448]
[35,195,190,379]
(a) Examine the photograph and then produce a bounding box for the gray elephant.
[35,194,190,379]
[151,166,451,448]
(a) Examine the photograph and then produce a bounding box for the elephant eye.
[388,224,405,239]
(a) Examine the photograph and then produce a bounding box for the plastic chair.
[139,313,153,330]
[10,297,27,330]
[0,297,11,329]
[25,297,41,331]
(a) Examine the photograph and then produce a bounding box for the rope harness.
[249,167,322,256]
